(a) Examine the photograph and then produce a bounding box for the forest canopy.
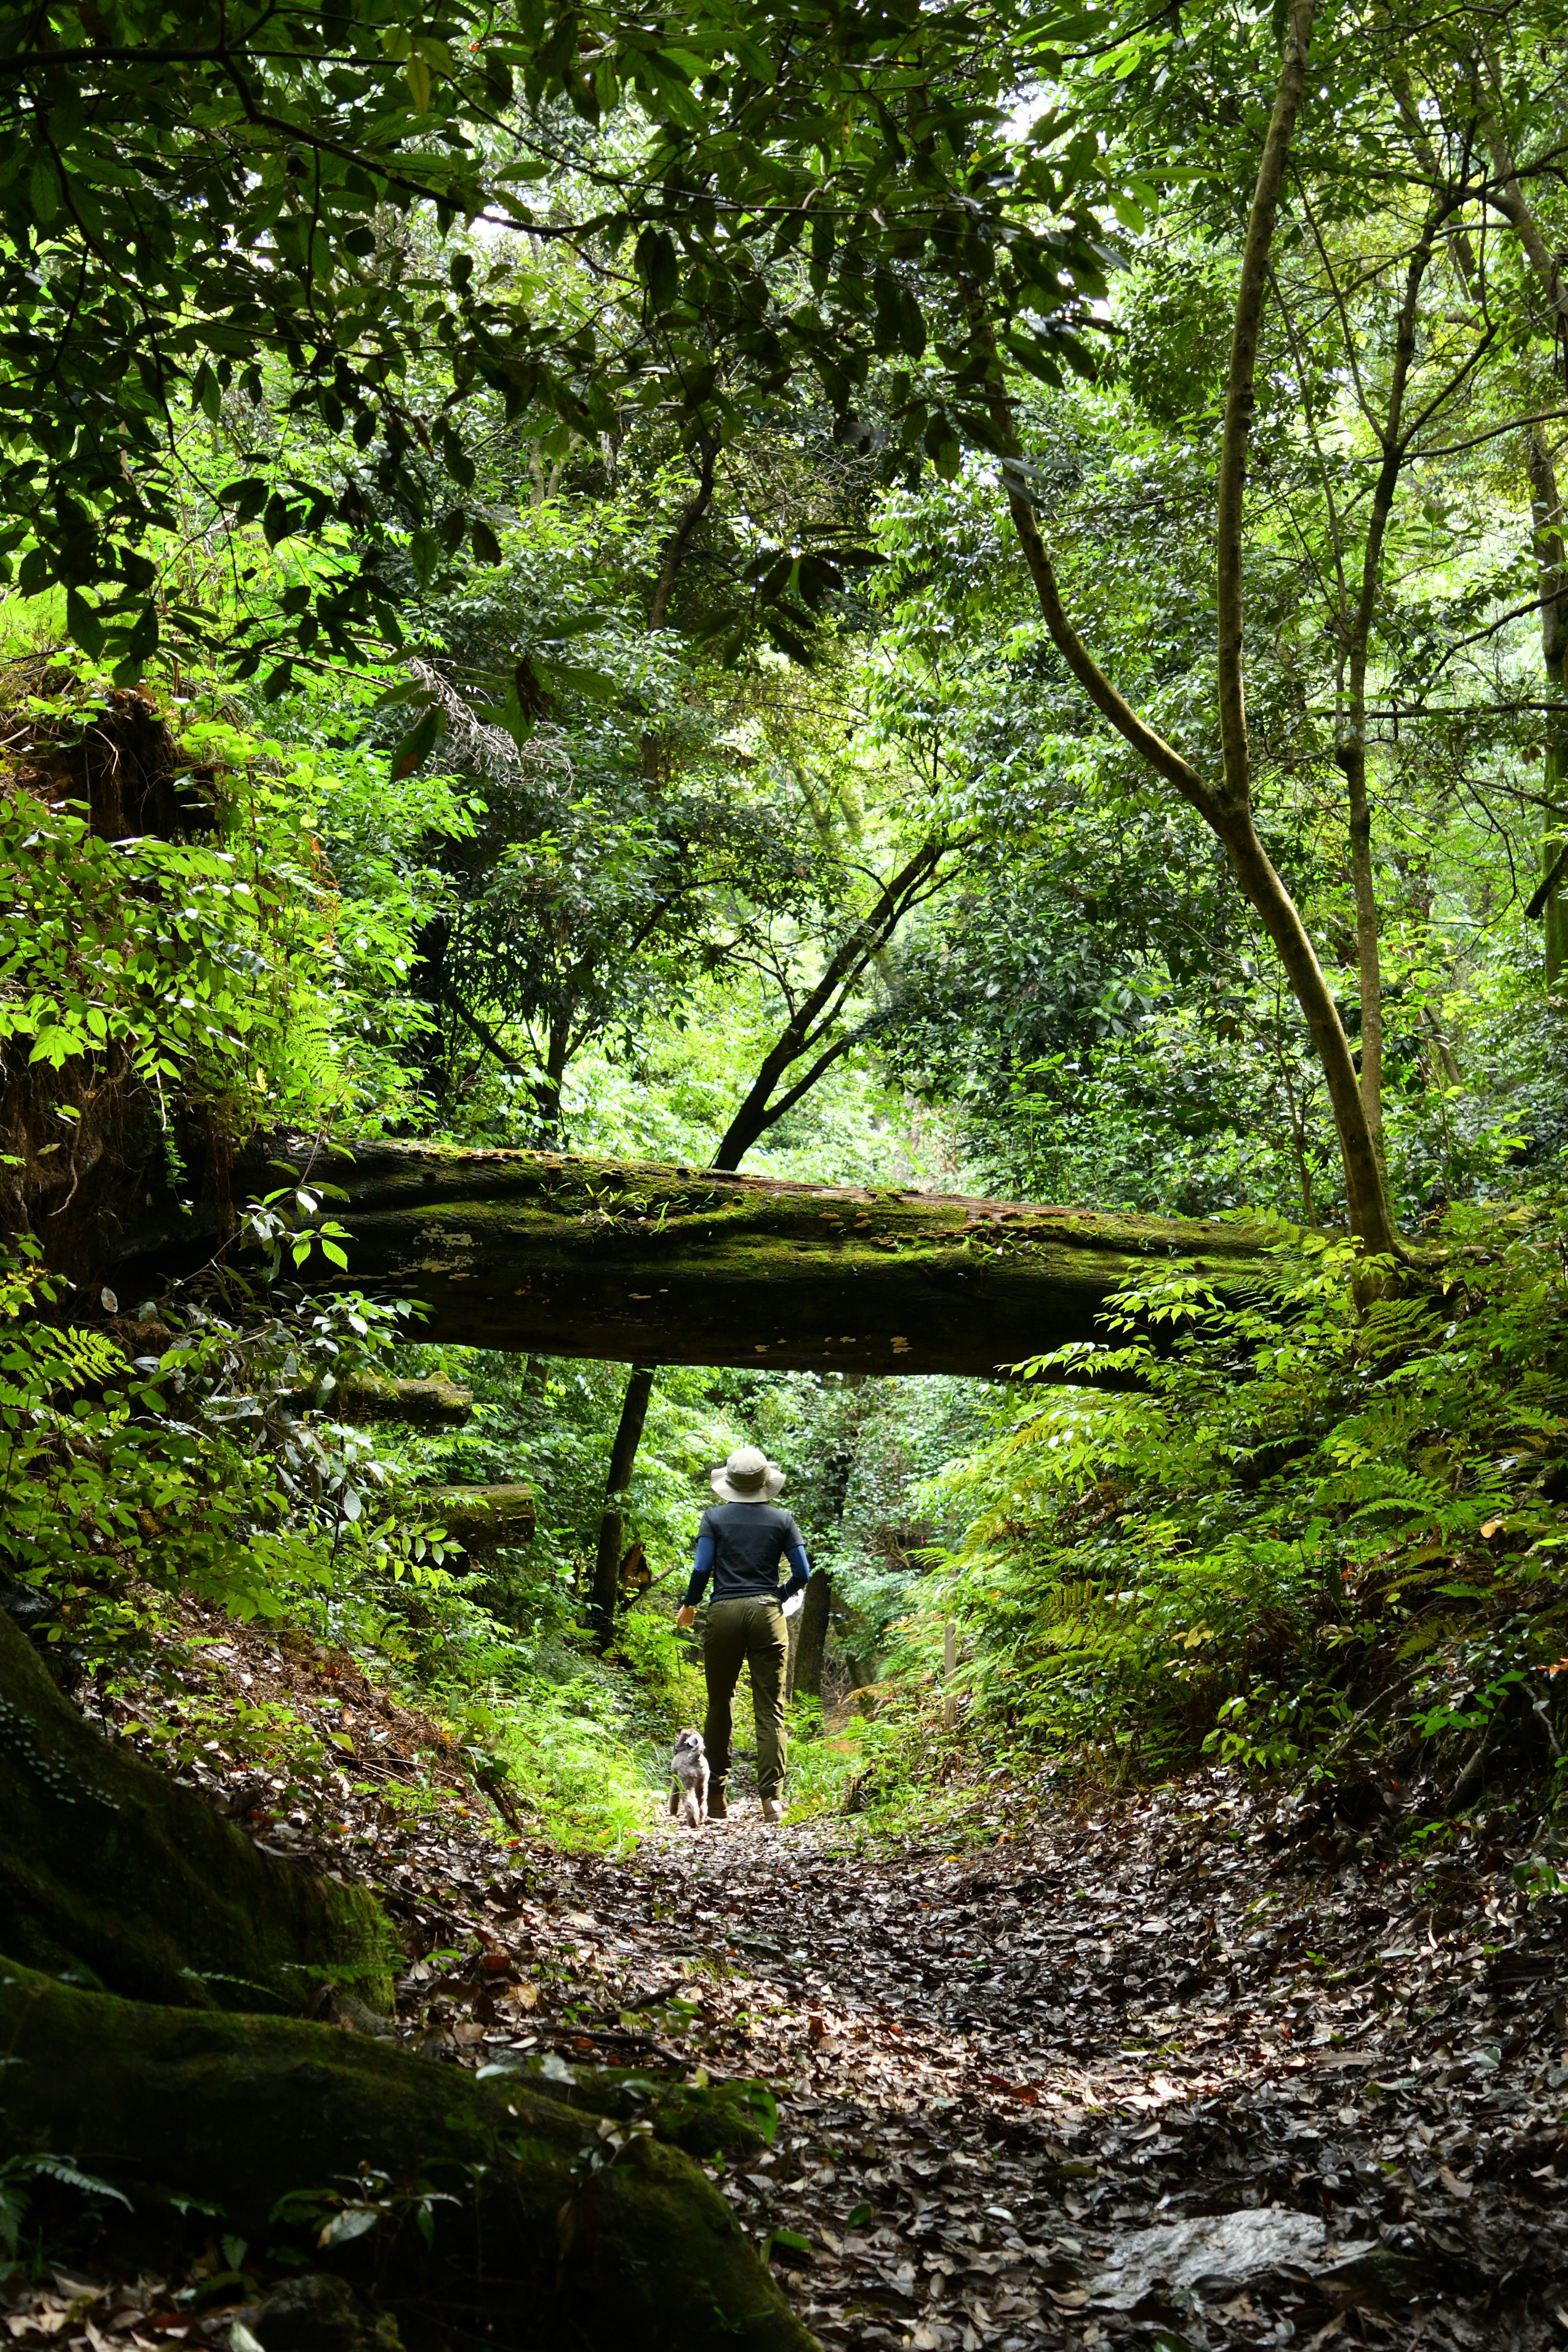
[4,0,1568,2333]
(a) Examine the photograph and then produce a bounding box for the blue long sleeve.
[683,1533,717,1607]
[781,1542,811,1599]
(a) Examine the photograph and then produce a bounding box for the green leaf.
[390,702,447,779]
[64,590,104,657]
[318,2203,379,2246]
[635,226,679,314]
[28,154,61,227]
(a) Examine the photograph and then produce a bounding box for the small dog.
[668,1728,709,1828]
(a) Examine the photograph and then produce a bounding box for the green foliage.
[911,1213,1568,1786]
[1,678,472,1145]
[0,2153,131,2259]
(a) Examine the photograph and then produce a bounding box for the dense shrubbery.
[895,1212,1568,1799]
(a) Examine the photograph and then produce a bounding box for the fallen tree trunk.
[109,1142,1271,1379]
[287,1374,474,1425]
[0,1964,815,2352]
[425,1482,537,1554]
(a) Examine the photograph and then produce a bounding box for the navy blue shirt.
[684,1502,811,1606]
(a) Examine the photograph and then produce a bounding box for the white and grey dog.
[668,1727,710,1828]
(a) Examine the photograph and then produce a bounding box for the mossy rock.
[503,2056,777,2157]
[0,1605,392,2010]
[0,1963,816,2352]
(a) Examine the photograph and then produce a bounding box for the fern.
[0,2152,132,2253]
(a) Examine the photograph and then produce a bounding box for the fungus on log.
[111,1142,1270,1379]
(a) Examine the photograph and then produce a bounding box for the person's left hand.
[676,1605,697,1629]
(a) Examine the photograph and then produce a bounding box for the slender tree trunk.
[1481,116,1568,981]
[710,844,944,1171]
[1523,428,1568,981]
[978,0,1396,1257]
[589,1365,657,1650]
[1339,742,1384,1152]
[530,1018,571,1135]
[648,437,720,631]
[409,913,452,1106]
[1277,1051,1318,1227]
[1328,223,1437,1157]
[793,1568,831,1705]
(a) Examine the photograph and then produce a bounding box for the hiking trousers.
[702,1595,789,1802]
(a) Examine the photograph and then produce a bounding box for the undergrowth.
[868,1205,1568,1814]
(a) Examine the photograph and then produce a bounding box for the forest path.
[489,1775,1568,2352]
[47,1613,1566,2352]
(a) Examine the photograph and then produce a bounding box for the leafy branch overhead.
[0,0,1125,682]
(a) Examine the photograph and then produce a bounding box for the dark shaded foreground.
[107,1140,1270,1379]
[0,1607,812,2352]
[12,1601,1567,2349]
[0,1966,811,2352]
[242,1733,1562,2352]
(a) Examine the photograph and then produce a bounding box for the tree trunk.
[285,1374,473,1426]
[1481,125,1568,982]
[0,1962,814,2352]
[793,1570,831,1706]
[978,0,1397,1260]
[649,437,720,631]
[109,1143,1275,1381]
[590,1365,657,1648]
[1523,427,1568,982]
[710,844,946,1173]
[1325,221,1436,1160]
[425,1482,537,1557]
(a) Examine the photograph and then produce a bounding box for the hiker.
[675,1445,810,1824]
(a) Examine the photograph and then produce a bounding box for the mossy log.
[0,1964,816,2352]
[287,1375,474,1427]
[424,1482,537,1553]
[0,1606,391,2010]
[111,1140,1270,1379]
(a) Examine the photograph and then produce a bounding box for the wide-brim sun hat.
[710,1445,786,1502]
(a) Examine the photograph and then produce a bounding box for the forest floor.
[7,1622,1568,2352]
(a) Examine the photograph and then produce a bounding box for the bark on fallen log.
[110,1142,1271,1380]
[0,1964,816,2352]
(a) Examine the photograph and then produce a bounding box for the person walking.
[675,1445,810,1824]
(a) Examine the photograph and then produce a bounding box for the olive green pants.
[702,1595,789,1802]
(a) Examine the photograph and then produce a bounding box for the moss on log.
[425,1482,537,1554]
[0,1964,816,2352]
[287,1375,474,1426]
[0,1608,391,2010]
[112,1141,1270,1379]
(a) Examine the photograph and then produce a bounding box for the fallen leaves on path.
[30,1615,1568,2352]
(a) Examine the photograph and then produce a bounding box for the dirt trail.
[463,1777,1568,2352]
[9,1619,1568,2352]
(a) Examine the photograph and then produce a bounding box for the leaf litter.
[7,1620,1568,2351]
